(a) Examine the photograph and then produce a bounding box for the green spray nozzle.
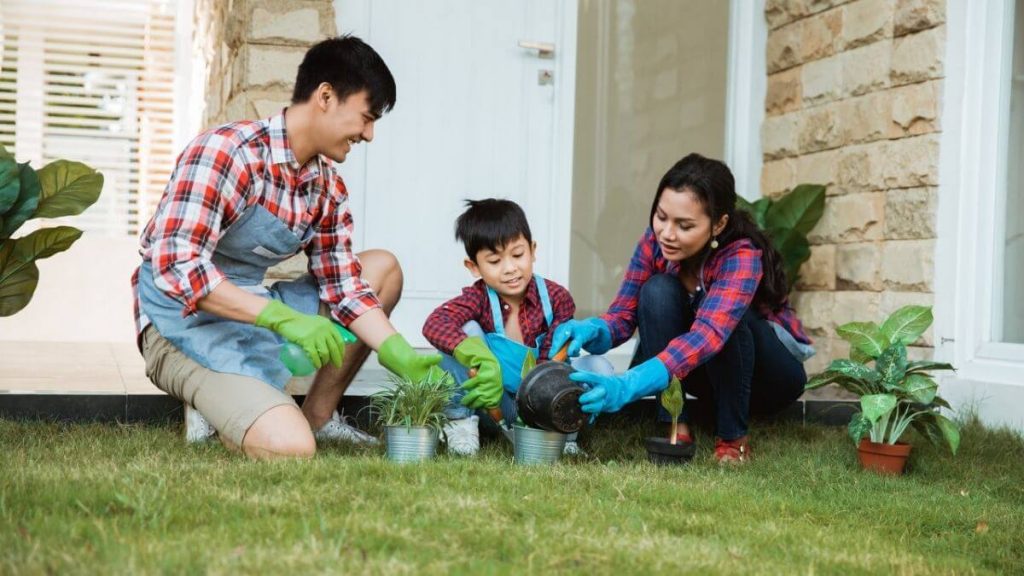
[280,324,357,376]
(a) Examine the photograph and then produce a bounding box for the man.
[133,36,440,459]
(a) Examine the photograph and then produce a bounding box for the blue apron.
[485,275,554,394]
[137,204,323,390]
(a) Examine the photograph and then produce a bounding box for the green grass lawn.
[1,416,1022,575]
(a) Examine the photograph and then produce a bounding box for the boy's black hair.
[292,35,396,118]
[455,199,533,261]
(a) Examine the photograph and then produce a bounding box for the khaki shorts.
[141,326,298,446]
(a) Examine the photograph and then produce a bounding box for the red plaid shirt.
[422,277,575,360]
[601,228,811,380]
[132,110,379,336]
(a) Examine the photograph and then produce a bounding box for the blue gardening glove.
[570,357,670,414]
[549,317,613,358]
[453,336,503,409]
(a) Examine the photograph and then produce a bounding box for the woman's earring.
[710,237,719,249]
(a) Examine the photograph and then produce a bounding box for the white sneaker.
[184,403,215,443]
[442,415,480,456]
[563,440,587,457]
[315,411,379,445]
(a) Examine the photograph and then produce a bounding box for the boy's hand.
[377,333,443,382]
[550,317,613,357]
[255,300,344,369]
[453,337,503,409]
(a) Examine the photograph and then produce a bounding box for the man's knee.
[242,405,316,459]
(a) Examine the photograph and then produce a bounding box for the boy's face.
[314,86,378,163]
[465,235,537,302]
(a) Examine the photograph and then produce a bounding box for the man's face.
[317,88,377,163]
[465,235,536,303]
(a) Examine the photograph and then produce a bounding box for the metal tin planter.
[513,424,566,465]
[385,426,439,463]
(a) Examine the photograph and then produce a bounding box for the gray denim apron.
[137,204,322,390]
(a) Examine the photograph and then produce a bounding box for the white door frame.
[725,0,767,202]
[935,0,1024,429]
[333,0,578,286]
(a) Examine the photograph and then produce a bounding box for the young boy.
[422,199,612,456]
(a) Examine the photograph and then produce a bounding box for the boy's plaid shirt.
[600,228,811,380]
[422,277,575,360]
[132,111,380,336]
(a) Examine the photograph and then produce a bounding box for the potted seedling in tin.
[371,367,454,463]
[644,377,695,465]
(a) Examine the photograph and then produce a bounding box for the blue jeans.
[441,322,614,431]
[632,274,807,440]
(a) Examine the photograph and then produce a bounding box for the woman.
[551,153,813,463]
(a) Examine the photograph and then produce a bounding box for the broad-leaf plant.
[0,144,103,316]
[736,183,825,291]
[806,305,960,455]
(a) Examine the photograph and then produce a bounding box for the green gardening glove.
[377,333,443,382]
[254,300,344,369]
[453,336,503,409]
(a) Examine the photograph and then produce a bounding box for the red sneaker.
[675,432,694,444]
[714,436,751,464]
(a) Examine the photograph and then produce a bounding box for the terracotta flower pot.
[857,439,912,475]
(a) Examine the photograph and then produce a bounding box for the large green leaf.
[764,183,826,235]
[768,227,811,289]
[876,344,909,389]
[0,156,19,214]
[848,413,873,444]
[881,305,933,346]
[836,321,886,358]
[805,370,863,392]
[901,373,937,404]
[827,358,881,385]
[737,196,771,229]
[0,162,41,239]
[932,395,952,410]
[933,413,960,455]
[860,393,897,423]
[0,240,40,316]
[33,160,103,219]
[12,226,83,261]
[906,360,956,374]
[660,377,684,420]
[850,347,873,364]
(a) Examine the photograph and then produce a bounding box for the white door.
[334,1,578,347]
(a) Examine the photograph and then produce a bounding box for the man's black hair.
[292,35,396,118]
[455,199,533,261]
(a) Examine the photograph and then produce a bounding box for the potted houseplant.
[371,368,454,463]
[0,144,103,316]
[736,183,826,291]
[644,377,695,465]
[806,305,960,475]
[512,350,571,465]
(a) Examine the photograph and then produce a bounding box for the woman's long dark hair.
[649,153,789,311]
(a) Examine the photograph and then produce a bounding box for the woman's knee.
[639,274,684,314]
[242,405,316,459]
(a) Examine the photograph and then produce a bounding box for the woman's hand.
[550,317,613,357]
[570,358,671,414]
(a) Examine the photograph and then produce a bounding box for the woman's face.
[651,187,723,262]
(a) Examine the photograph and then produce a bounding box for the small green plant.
[0,144,103,316]
[806,305,960,454]
[371,367,455,431]
[661,377,684,445]
[736,183,825,291]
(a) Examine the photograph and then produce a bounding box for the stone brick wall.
[193,0,337,128]
[761,0,945,384]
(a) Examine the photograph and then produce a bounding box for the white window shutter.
[0,0,179,237]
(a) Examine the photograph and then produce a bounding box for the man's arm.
[195,281,268,322]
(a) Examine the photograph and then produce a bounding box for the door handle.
[518,40,555,59]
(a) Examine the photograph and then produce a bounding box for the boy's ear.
[530,241,538,262]
[464,258,481,278]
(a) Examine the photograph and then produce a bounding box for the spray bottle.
[280,324,358,376]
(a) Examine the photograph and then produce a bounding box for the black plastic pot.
[516,362,586,433]
[644,436,696,466]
